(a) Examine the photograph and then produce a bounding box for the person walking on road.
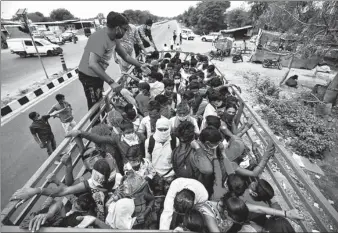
[47,94,76,134]
[179,33,182,45]
[113,14,147,73]
[78,11,151,126]
[173,30,177,44]
[135,19,158,57]
[29,111,59,163]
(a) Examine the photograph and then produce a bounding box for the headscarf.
[106,198,136,229]
[153,118,171,143]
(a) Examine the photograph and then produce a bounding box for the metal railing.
[1,51,338,232]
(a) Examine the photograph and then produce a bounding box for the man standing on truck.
[78,11,151,126]
[135,19,158,57]
[28,111,60,164]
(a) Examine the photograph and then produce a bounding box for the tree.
[226,8,252,28]
[248,1,269,21]
[122,9,161,25]
[177,1,230,34]
[50,8,75,21]
[253,1,338,108]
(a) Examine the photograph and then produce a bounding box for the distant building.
[220,25,253,40]
[1,19,97,39]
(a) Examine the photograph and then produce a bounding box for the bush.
[253,78,335,159]
[261,99,335,159]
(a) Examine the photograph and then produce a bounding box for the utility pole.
[16,8,49,79]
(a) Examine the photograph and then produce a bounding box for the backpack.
[171,144,195,178]
[148,135,177,159]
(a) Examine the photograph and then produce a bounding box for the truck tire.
[47,50,53,56]
[19,52,27,58]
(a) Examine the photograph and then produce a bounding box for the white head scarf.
[153,118,171,143]
[106,198,136,229]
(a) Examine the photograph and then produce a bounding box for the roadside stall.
[250,29,320,69]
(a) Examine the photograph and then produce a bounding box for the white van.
[7,38,63,58]
[181,29,195,40]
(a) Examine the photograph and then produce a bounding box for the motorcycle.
[232,52,243,63]
[262,57,282,70]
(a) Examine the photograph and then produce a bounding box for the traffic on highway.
[1,3,338,233]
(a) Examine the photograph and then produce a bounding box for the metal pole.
[59,53,67,71]
[22,14,49,79]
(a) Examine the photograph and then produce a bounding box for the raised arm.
[235,140,275,177]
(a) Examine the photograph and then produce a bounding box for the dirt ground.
[211,54,338,231]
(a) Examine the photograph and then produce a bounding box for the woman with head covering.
[170,102,200,137]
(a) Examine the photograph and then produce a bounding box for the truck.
[7,38,63,58]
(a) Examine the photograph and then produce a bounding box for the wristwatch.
[108,80,114,85]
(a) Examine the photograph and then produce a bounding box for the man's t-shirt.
[29,115,53,142]
[79,28,116,77]
[50,101,73,123]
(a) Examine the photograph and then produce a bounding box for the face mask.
[91,169,106,188]
[206,142,219,150]
[115,27,124,39]
[178,115,188,121]
[126,110,137,120]
[154,128,170,143]
[223,112,235,122]
[124,133,136,141]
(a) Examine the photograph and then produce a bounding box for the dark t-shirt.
[29,115,53,142]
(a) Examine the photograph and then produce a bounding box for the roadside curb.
[1,67,79,117]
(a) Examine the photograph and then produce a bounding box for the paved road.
[1,37,89,98]
[0,20,179,208]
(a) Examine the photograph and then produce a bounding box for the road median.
[1,68,79,118]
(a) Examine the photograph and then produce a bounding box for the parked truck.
[7,38,63,58]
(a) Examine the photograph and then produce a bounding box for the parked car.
[42,31,65,45]
[181,29,195,40]
[61,31,78,42]
[7,38,63,58]
[201,32,220,42]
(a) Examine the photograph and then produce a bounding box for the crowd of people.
[17,11,304,233]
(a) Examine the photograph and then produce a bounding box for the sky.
[1,1,248,20]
